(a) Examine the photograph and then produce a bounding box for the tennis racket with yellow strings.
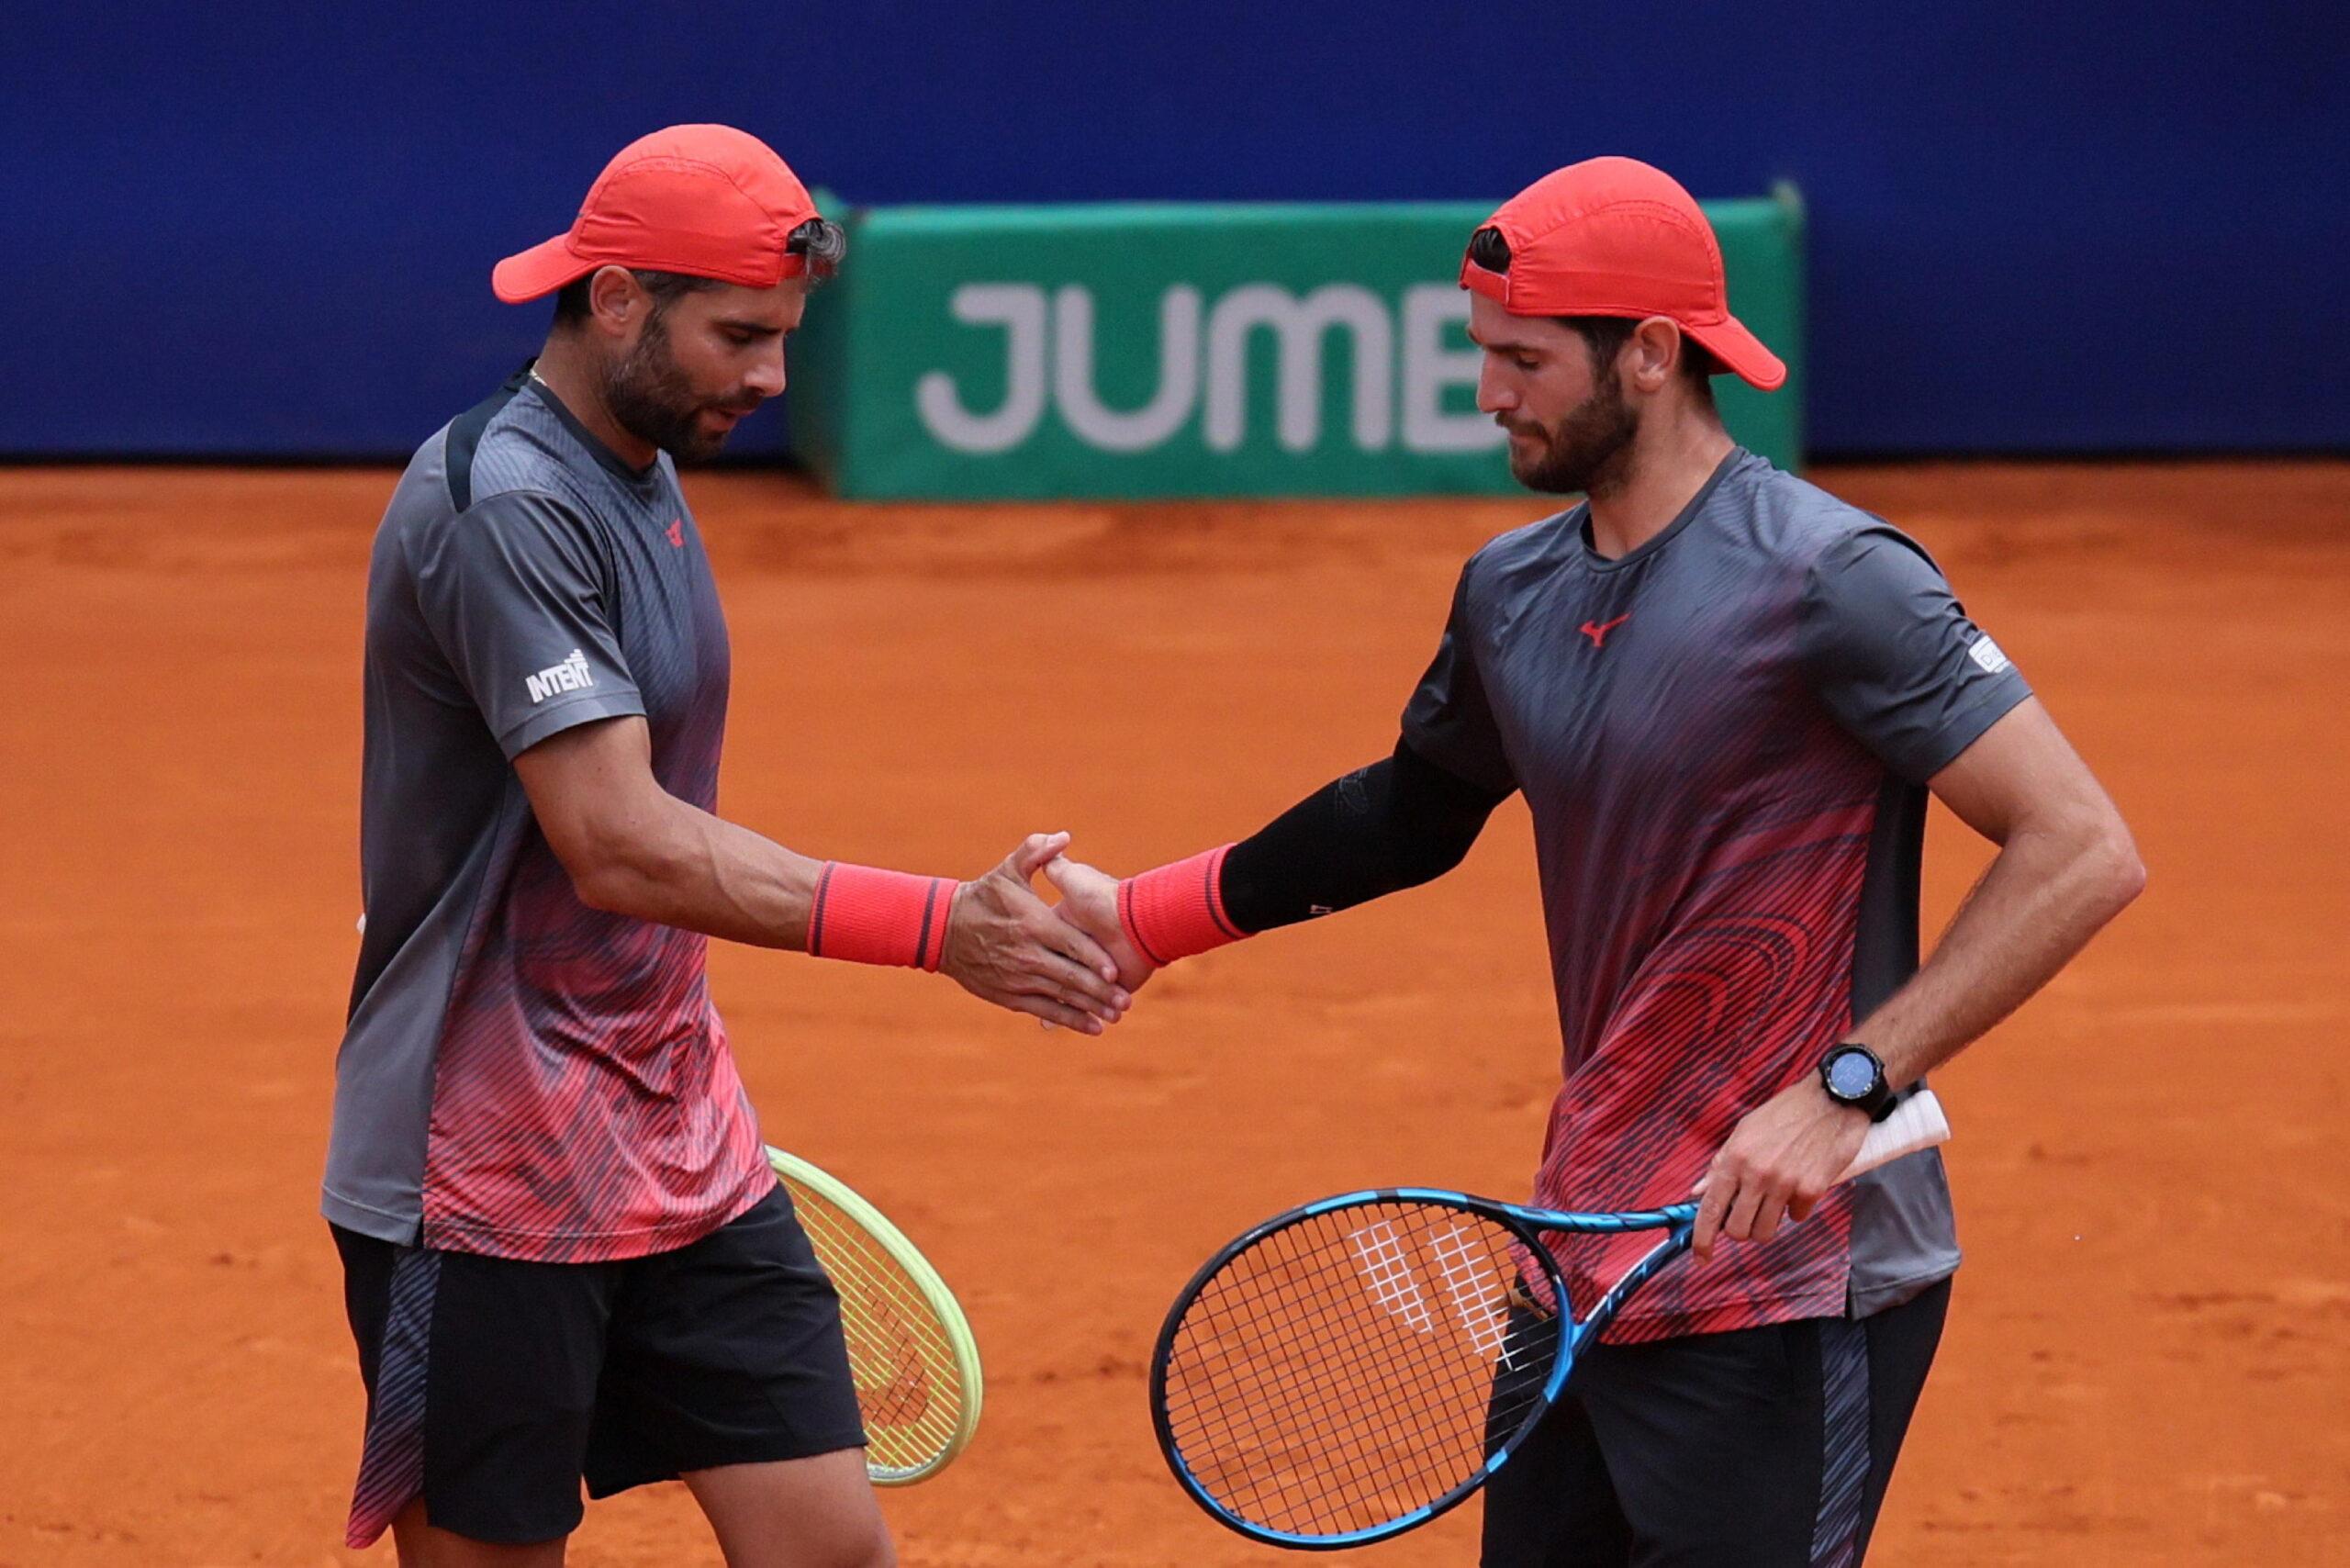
[767,1147,983,1484]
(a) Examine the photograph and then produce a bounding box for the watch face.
[1826,1049,1879,1100]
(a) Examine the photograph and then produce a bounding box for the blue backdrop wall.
[8,2,2343,460]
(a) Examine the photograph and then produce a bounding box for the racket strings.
[1175,1261,1538,1518]
[1160,1202,1562,1538]
[798,1215,957,1451]
[780,1179,968,1472]
[1185,1275,1478,1475]
[1170,1250,1520,1526]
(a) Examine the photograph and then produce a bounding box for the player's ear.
[1627,317,1681,394]
[586,265,646,338]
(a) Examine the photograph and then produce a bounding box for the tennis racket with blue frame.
[1148,1091,1950,1548]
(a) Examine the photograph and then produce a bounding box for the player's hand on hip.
[1689,1078,1870,1261]
[1041,855,1158,992]
[941,833,1132,1034]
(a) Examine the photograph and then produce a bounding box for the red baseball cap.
[1460,157,1785,391]
[492,124,826,304]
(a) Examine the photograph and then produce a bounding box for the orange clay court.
[1,460,2344,1567]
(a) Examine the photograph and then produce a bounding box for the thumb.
[1005,831,1072,880]
[1039,854,1096,897]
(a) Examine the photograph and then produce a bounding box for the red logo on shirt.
[665,519,685,549]
[1580,612,1631,648]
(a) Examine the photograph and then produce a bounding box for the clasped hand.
[960,851,1160,1033]
[938,834,1135,1033]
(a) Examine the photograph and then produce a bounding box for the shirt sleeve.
[409,489,648,759]
[1798,526,2032,783]
[1399,560,1518,797]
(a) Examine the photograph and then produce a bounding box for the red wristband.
[808,864,958,971]
[1118,845,1244,968]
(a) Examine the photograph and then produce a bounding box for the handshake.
[937,832,1154,1035]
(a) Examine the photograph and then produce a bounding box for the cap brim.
[491,233,594,305]
[1687,312,1786,391]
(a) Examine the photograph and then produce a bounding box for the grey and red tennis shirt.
[324,365,769,1263]
[1404,447,2031,1340]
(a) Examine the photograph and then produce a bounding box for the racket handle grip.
[1840,1090,1951,1182]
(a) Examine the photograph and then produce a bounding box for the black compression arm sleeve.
[1219,738,1513,934]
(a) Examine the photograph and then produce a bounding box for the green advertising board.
[789,191,1803,499]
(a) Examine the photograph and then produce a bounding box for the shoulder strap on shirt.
[443,362,534,512]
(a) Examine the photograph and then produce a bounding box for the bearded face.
[600,307,766,465]
[1469,293,1666,501]
[1503,354,1641,498]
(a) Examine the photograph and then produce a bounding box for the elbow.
[2109,841,2148,913]
[570,861,637,915]
[559,825,677,918]
[1397,830,1480,890]
[2087,816,2146,918]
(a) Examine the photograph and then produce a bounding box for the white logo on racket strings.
[1428,1227,1518,1368]
[1348,1223,1435,1333]
[526,648,594,704]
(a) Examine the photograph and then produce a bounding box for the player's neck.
[530,335,660,472]
[1583,410,1735,561]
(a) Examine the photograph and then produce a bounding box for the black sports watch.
[1818,1044,1898,1123]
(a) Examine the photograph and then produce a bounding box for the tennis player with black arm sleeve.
[325,127,1128,1568]
[1047,158,2143,1567]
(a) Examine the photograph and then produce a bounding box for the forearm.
[1219,740,1510,933]
[1691,807,2140,1259]
[1859,817,2144,1088]
[1108,741,1507,969]
[569,790,825,948]
[517,715,1000,980]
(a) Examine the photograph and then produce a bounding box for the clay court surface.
[2,460,2344,1566]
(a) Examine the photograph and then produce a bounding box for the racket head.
[1150,1188,1577,1548]
[767,1147,983,1485]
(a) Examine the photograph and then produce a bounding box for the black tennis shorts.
[1481,1279,1951,1568]
[332,1183,867,1548]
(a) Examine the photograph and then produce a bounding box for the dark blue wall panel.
[7,2,2343,458]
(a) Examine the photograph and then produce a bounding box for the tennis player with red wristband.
[324,126,1127,1568]
[1049,157,2141,1566]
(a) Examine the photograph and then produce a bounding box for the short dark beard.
[601,309,741,465]
[1508,357,1640,498]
